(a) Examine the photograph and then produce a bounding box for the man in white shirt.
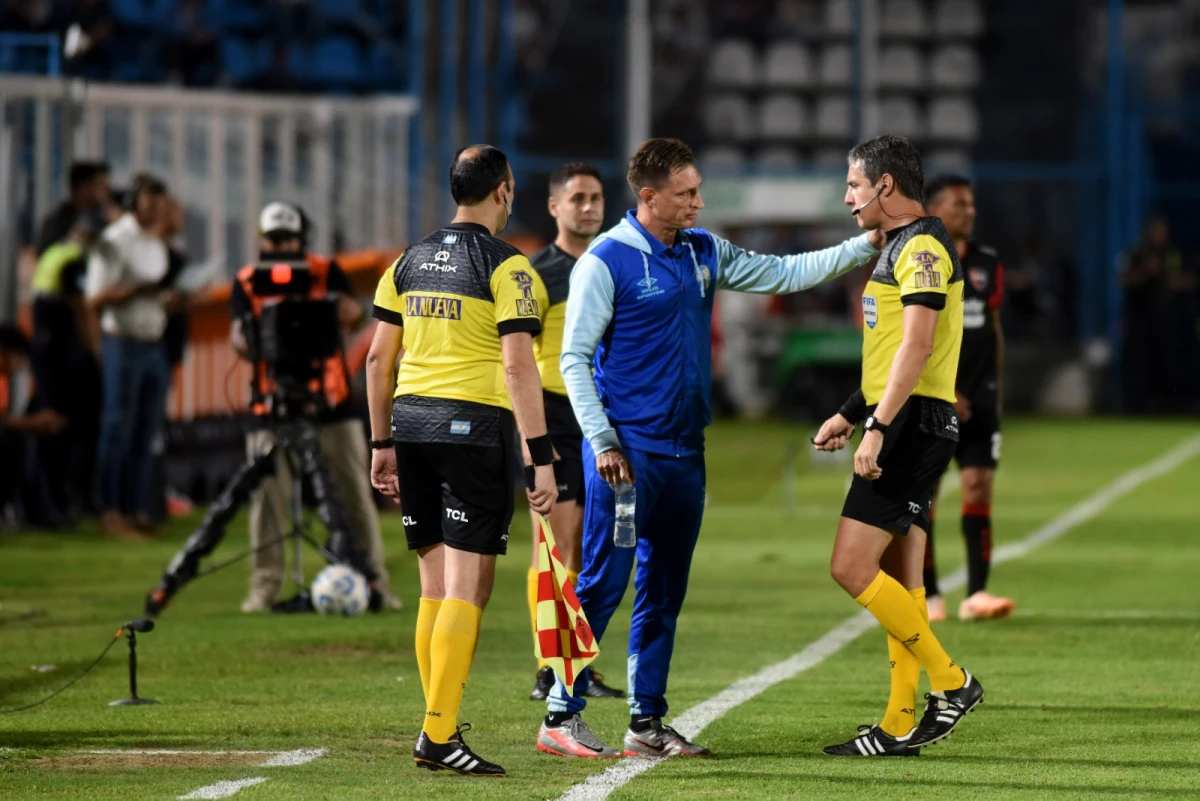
[86,173,171,539]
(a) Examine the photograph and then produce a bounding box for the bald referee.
[366,145,556,777]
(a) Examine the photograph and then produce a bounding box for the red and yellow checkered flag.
[534,514,599,694]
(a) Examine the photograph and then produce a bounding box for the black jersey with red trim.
[957,242,1003,405]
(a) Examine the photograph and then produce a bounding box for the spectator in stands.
[87,173,172,540]
[62,0,115,78]
[165,0,219,86]
[30,208,106,521]
[36,161,111,257]
[0,0,57,33]
[1121,216,1183,412]
[0,326,67,523]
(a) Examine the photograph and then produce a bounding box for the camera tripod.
[144,411,377,617]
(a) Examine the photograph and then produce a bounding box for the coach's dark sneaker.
[908,669,984,748]
[624,718,711,757]
[529,666,554,701]
[413,724,505,776]
[583,670,625,699]
[823,725,920,757]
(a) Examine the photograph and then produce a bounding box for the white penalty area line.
[557,433,1200,801]
[170,748,326,799]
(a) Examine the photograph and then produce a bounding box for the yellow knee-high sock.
[527,567,547,669]
[857,571,964,692]
[424,599,483,743]
[880,587,927,737]
[415,598,442,703]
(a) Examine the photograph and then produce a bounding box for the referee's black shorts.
[544,389,585,505]
[394,415,516,556]
[841,397,959,536]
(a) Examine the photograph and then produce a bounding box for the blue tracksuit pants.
[548,440,706,717]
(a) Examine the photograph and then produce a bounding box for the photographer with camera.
[224,202,400,613]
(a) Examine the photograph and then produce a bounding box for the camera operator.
[229,202,400,613]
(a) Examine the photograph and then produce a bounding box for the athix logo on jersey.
[969,266,989,292]
[419,249,457,272]
[405,295,462,319]
[636,261,665,300]
[910,250,943,289]
[442,233,458,245]
[862,295,878,329]
[511,270,539,317]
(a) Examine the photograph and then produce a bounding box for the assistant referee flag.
[534,515,598,693]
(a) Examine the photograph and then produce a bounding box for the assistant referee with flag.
[535,138,884,759]
[366,145,556,777]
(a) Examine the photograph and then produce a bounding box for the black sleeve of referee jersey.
[497,318,542,337]
[900,292,947,310]
[372,305,404,326]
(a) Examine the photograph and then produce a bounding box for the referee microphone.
[851,185,886,217]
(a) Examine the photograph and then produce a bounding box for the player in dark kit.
[921,176,1014,623]
[815,136,983,756]
[525,163,624,702]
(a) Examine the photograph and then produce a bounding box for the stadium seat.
[934,0,985,38]
[925,148,973,169]
[877,96,924,139]
[824,0,854,36]
[814,146,849,167]
[698,146,746,174]
[704,94,758,142]
[755,147,802,171]
[219,38,267,85]
[818,45,853,88]
[316,0,363,25]
[208,0,273,33]
[759,95,809,141]
[929,44,982,89]
[927,96,980,141]
[111,0,174,29]
[877,45,925,89]
[708,39,760,89]
[814,95,853,140]
[309,37,365,90]
[762,41,814,90]
[881,0,929,39]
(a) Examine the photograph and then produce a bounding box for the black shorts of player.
[841,397,959,536]
[955,402,1001,470]
[544,389,585,505]
[394,410,516,556]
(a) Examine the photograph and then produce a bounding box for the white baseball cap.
[258,202,304,237]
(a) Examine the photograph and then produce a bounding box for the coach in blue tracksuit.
[533,138,885,760]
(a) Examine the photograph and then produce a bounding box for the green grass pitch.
[1,418,1198,799]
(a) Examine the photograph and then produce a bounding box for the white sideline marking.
[556,434,1200,801]
[178,778,268,799]
[257,748,327,767]
[1015,609,1200,621]
[82,749,277,756]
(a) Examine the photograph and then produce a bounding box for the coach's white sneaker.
[623,718,710,757]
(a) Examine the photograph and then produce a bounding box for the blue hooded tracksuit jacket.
[552,210,878,717]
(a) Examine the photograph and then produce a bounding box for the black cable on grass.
[0,628,123,713]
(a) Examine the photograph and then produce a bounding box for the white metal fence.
[0,75,418,320]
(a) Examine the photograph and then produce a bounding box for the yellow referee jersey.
[529,243,575,396]
[372,222,549,411]
[860,217,964,405]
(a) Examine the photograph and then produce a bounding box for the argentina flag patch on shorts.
[450,420,471,436]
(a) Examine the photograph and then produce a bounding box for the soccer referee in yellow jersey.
[366,145,557,777]
[524,163,623,703]
[814,135,984,756]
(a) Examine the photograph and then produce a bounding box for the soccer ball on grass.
[311,564,370,617]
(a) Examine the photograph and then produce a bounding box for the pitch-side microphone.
[851,189,883,217]
[122,618,155,633]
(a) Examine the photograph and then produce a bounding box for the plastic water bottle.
[612,483,636,548]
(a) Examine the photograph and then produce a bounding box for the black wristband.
[526,434,555,466]
[368,439,393,451]
[838,388,867,425]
